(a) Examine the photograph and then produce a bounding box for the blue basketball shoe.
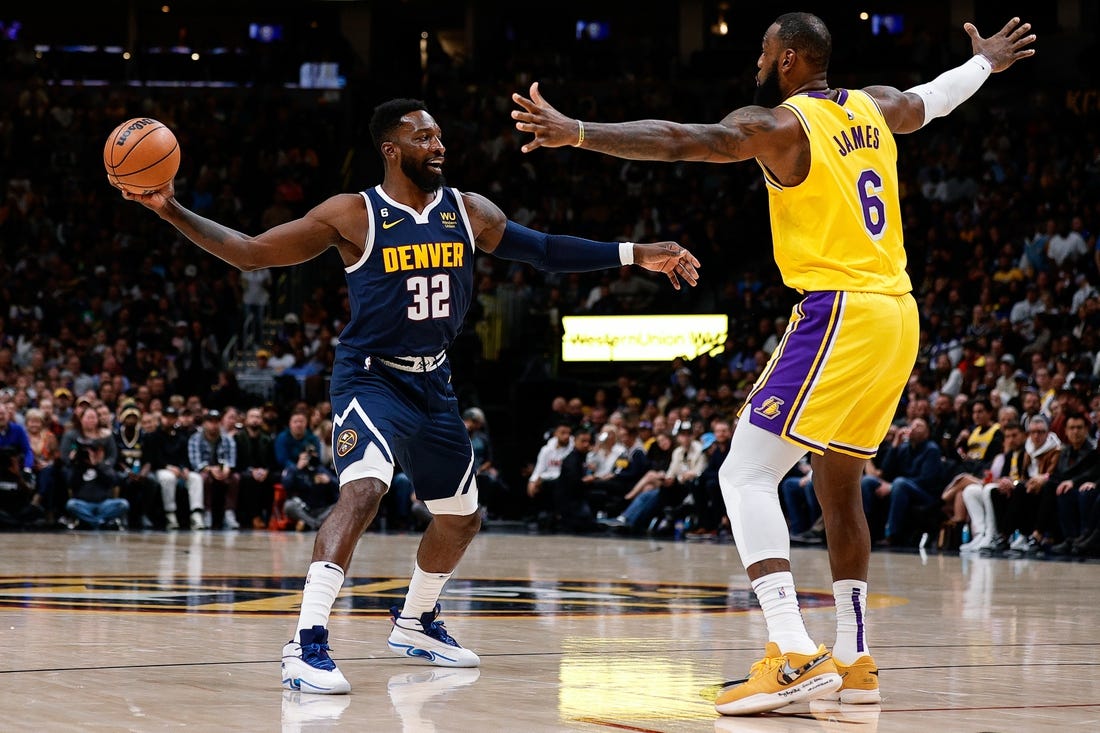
[387,604,480,667]
[281,625,351,694]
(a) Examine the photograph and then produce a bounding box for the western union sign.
[561,314,729,362]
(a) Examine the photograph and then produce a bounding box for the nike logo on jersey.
[382,218,405,229]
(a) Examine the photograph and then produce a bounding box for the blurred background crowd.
[1,1,1099,555]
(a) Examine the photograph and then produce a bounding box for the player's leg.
[714,417,841,715]
[283,352,408,694]
[813,293,918,705]
[810,450,881,704]
[281,475,388,695]
[387,407,481,668]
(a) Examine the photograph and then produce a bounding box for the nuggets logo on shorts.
[754,396,785,420]
[336,429,358,457]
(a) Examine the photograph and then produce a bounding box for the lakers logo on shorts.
[754,396,785,420]
[336,429,358,457]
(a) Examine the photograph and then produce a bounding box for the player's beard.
[402,157,445,193]
[753,59,782,108]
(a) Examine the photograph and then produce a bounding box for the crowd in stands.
[0,57,1099,559]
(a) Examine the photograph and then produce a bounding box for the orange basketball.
[103,117,180,194]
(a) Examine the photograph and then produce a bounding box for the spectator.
[526,421,574,525]
[599,429,677,532]
[959,422,1029,552]
[690,419,733,537]
[463,407,512,520]
[941,397,1003,523]
[541,429,599,533]
[62,439,129,530]
[188,409,240,530]
[780,454,819,537]
[585,424,649,519]
[282,443,339,532]
[0,402,32,475]
[22,407,59,521]
[234,406,278,529]
[113,402,163,530]
[275,410,323,474]
[1015,413,1099,553]
[148,406,206,530]
[871,418,944,547]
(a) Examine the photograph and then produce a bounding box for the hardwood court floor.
[1,529,1098,732]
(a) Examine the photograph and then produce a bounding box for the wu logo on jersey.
[440,211,457,229]
[336,429,358,457]
[754,396,785,420]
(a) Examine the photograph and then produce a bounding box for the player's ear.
[381,141,397,160]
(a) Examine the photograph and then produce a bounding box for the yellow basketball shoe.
[824,655,881,704]
[715,643,841,716]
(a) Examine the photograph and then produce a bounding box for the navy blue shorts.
[328,345,477,512]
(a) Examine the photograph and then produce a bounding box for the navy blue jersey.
[339,186,475,356]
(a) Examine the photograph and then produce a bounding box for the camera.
[304,445,320,469]
[72,441,96,467]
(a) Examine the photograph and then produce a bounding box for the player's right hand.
[511,82,579,153]
[110,178,175,214]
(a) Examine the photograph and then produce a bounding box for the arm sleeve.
[494,221,633,272]
[905,55,992,127]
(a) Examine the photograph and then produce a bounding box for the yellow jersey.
[760,89,911,295]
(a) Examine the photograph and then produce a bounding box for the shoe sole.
[822,687,882,704]
[387,627,480,668]
[715,672,841,715]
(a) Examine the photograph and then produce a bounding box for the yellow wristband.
[575,120,585,147]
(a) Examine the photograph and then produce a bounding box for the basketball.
[103,117,180,194]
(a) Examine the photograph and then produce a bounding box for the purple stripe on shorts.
[746,291,840,447]
[852,586,865,653]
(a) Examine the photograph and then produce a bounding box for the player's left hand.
[966,17,1036,73]
[632,242,701,290]
[511,82,579,153]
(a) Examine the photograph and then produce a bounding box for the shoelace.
[301,641,337,671]
[747,654,784,680]
[422,617,459,646]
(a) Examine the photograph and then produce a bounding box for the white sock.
[832,579,870,664]
[399,563,452,623]
[752,571,817,654]
[295,561,345,635]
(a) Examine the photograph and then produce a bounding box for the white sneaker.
[223,509,240,530]
[959,534,985,552]
[190,510,207,530]
[1009,533,1030,552]
[165,513,179,531]
[281,626,351,694]
[388,604,480,668]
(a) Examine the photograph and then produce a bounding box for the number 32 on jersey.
[406,274,451,320]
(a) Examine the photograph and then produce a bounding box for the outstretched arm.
[869,17,1036,134]
[463,191,701,290]
[114,182,365,270]
[512,82,787,164]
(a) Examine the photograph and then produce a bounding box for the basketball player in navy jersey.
[115,97,700,694]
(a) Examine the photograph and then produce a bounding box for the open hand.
[966,17,1036,73]
[511,82,579,153]
[633,242,701,290]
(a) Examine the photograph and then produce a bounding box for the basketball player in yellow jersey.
[513,13,1035,716]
